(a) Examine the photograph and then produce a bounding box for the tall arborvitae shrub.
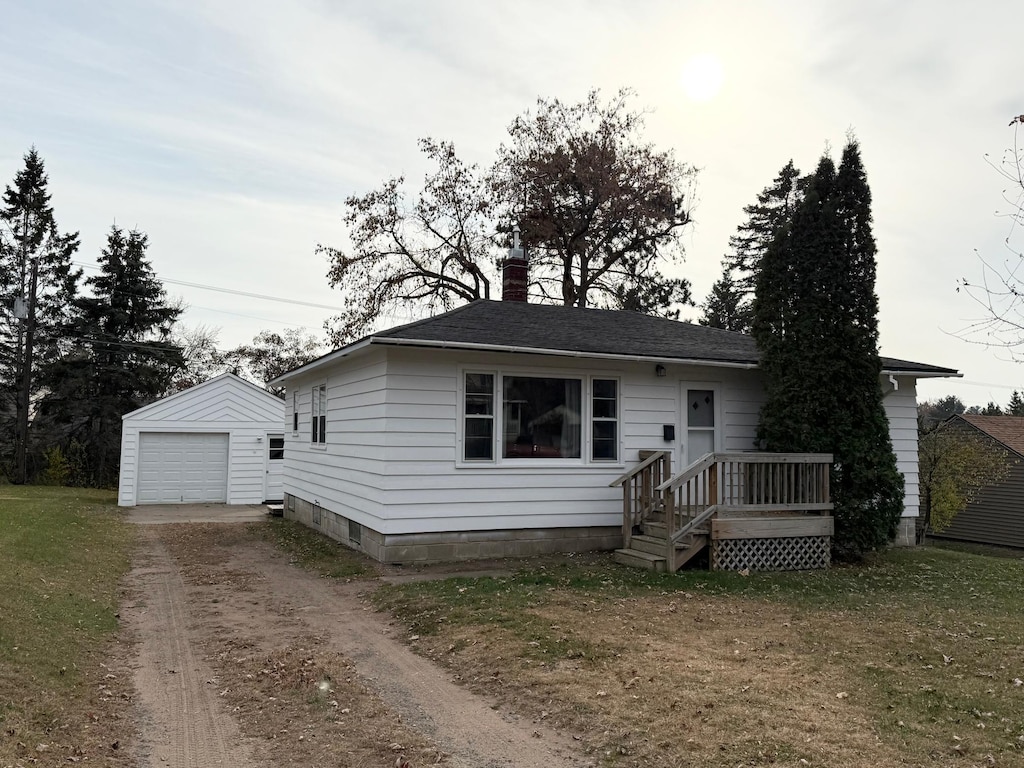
[753,140,903,560]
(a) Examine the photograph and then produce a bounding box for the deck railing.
[658,452,833,544]
[614,451,833,570]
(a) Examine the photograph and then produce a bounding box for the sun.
[680,53,724,103]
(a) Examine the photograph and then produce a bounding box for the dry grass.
[0,486,137,768]
[372,548,1024,767]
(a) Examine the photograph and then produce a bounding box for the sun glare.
[680,53,724,103]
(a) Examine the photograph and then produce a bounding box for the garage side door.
[137,433,229,504]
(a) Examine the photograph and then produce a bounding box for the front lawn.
[372,547,1024,767]
[0,485,136,765]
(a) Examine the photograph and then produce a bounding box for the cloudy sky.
[2,0,1021,405]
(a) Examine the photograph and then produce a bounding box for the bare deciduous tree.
[958,116,1024,355]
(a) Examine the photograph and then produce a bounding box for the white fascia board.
[371,336,760,370]
[268,338,374,386]
[881,369,962,378]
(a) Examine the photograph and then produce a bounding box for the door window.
[268,436,284,460]
[686,389,716,461]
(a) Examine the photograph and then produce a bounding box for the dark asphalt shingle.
[373,300,957,375]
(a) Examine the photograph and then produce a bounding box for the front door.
[264,434,284,502]
[679,385,720,468]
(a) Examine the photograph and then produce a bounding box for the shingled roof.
[957,415,1024,457]
[275,300,959,382]
[372,301,957,374]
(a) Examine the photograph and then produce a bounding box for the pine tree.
[0,148,81,480]
[38,226,182,486]
[1008,390,1024,416]
[699,271,751,332]
[753,140,903,560]
[725,160,805,299]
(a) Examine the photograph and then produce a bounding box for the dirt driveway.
[123,510,591,767]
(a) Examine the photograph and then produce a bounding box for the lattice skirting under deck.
[711,535,831,571]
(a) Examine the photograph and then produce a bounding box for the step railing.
[609,450,672,550]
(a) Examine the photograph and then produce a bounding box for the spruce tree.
[38,226,182,486]
[1008,390,1024,416]
[704,161,806,334]
[699,271,751,332]
[725,160,805,299]
[753,140,903,560]
[0,149,81,479]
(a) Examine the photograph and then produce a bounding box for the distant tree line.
[0,149,322,487]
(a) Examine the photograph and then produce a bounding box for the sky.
[2,0,1022,406]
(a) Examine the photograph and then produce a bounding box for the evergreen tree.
[918,394,966,431]
[699,271,751,332]
[0,148,81,480]
[725,160,805,299]
[38,226,182,486]
[1008,390,1024,416]
[703,161,806,334]
[753,140,903,560]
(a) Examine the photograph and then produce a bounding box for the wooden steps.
[613,547,668,573]
[614,530,709,572]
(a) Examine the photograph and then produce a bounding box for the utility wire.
[70,260,345,311]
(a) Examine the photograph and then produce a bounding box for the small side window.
[292,390,298,433]
[464,373,494,461]
[311,384,327,445]
[592,379,618,461]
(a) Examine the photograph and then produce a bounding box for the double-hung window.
[311,384,326,445]
[591,379,618,461]
[463,373,495,460]
[461,372,618,463]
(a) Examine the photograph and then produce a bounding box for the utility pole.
[13,257,38,485]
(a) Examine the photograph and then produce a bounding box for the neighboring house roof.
[122,372,283,420]
[272,300,960,383]
[956,415,1024,459]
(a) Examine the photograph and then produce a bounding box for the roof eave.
[882,369,962,378]
[269,338,374,386]
[371,336,760,369]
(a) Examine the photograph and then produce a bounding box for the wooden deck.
[610,451,834,572]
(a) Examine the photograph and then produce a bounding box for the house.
[118,372,285,506]
[270,294,958,565]
[929,414,1024,548]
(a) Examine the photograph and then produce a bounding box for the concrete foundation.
[893,516,918,547]
[284,493,622,564]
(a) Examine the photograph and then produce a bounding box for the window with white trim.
[311,384,326,445]
[503,376,581,459]
[460,371,618,463]
[463,373,494,461]
[292,390,298,433]
[591,378,618,461]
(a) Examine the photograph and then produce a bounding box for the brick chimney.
[502,225,528,302]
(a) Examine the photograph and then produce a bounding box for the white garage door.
[137,433,229,504]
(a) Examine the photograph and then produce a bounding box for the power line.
[71,260,344,311]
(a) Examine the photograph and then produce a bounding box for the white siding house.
[272,301,957,563]
[118,373,286,506]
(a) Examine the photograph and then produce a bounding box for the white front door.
[679,385,721,468]
[264,434,284,502]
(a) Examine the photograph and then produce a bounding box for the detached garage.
[118,373,285,506]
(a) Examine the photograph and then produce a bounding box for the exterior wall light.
[655,364,667,377]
